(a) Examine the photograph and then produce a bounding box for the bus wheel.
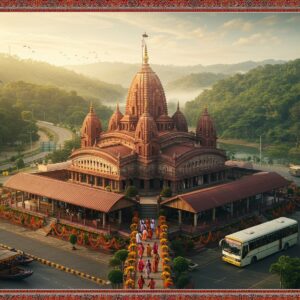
[251,256,257,264]
[283,243,289,251]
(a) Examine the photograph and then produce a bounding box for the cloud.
[233,33,281,47]
[222,18,253,32]
[259,15,280,26]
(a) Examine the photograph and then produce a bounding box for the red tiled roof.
[4,173,131,213]
[162,172,289,213]
[100,144,132,157]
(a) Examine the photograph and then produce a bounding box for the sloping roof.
[100,144,132,157]
[4,173,132,213]
[162,172,289,213]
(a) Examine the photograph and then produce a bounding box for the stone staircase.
[35,217,57,237]
[139,204,158,220]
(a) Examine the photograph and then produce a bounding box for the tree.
[270,255,300,288]
[109,257,122,269]
[69,234,77,250]
[15,158,25,170]
[114,249,128,271]
[160,186,172,198]
[173,256,189,274]
[125,186,138,198]
[21,110,33,121]
[171,240,185,257]
[108,269,123,289]
[175,273,190,289]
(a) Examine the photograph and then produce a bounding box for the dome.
[172,103,188,132]
[196,108,217,147]
[156,114,174,131]
[125,44,168,120]
[108,104,123,131]
[81,104,102,147]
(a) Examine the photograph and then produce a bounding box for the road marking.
[248,274,278,289]
[215,276,226,283]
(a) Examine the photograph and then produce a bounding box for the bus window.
[242,245,249,258]
[223,239,241,256]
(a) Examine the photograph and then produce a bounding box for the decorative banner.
[0,290,299,299]
[0,0,299,11]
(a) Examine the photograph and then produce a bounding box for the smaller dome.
[108,104,123,131]
[135,112,158,143]
[81,104,102,147]
[196,108,217,147]
[156,114,173,122]
[172,103,188,132]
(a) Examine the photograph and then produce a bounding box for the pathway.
[135,226,164,289]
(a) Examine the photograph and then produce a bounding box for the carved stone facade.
[69,42,227,195]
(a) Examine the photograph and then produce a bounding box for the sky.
[0,13,299,66]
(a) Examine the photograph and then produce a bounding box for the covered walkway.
[4,172,137,231]
[161,172,289,229]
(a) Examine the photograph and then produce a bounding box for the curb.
[0,243,110,286]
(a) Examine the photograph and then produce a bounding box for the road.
[0,122,73,171]
[0,261,101,289]
[190,211,300,289]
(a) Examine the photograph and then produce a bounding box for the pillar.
[21,192,25,208]
[178,210,182,225]
[51,200,55,214]
[103,213,106,227]
[86,175,89,184]
[212,208,216,222]
[37,198,40,212]
[230,202,234,217]
[118,210,122,224]
[193,213,198,227]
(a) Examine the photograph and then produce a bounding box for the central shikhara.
[69,43,227,195]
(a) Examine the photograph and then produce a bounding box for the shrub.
[108,269,123,289]
[69,234,77,250]
[171,239,185,257]
[175,273,190,289]
[125,186,138,198]
[173,256,189,274]
[109,257,122,269]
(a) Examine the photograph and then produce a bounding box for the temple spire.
[142,32,149,65]
[177,101,180,111]
[89,102,94,113]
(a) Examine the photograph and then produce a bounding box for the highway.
[0,122,73,171]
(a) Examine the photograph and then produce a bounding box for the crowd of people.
[135,218,162,289]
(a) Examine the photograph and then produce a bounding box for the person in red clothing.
[152,253,160,273]
[138,258,145,273]
[138,274,145,289]
[153,241,158,254]
[148,278,155,289]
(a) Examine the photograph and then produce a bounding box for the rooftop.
[4,173,135,213]
[162,172,289,213]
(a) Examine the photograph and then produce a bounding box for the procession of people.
[135,218,160,289]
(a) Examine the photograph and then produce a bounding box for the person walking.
[136,231,142,244]
[145,259,151,279]
[138,274,145,289]
[150,219,155,232]
[142,228,148,241]
[138,258,145,273]
[138,243,144,258]
[153,241,158,255]
[155,225,161,239]
[148,278,155,289]
[147,227,153,239]
[146,243,152,257]
[152,253,160,273]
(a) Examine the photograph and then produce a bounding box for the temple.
[68,42,227,195]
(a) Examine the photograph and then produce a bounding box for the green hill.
[0,54,126,104]
[0,81,113,147]
[166,72,228,92]
[184,59,300,162]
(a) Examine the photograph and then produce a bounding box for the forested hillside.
[0,54,126,103]
[185,59,300,161]
[166,73,228,92]
[0,81,113,147]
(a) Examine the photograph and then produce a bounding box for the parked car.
[186,258,199,271]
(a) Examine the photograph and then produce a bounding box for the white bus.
[220,217,298,267]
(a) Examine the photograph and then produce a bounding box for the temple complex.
[68,43,227,195]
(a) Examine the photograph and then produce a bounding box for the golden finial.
[89,102,94,113]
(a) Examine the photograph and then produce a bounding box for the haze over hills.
[0,54,126,105]
[66,59,285,87]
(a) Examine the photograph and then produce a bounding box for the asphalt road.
[190,211,300,289]
[0,261,101,289]
[0,122,73,171]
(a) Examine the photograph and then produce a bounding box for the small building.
[161,172,289,228]
[4,173,137,229]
